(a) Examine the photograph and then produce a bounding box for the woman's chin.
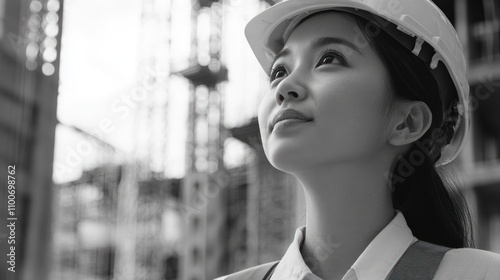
[266,149,310,174]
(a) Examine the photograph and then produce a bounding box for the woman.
[217,0,500,279]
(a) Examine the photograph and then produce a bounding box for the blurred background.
[0,0,499,279]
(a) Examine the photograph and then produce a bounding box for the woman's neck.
[296,160,396,280]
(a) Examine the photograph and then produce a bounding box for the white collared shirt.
[270,211,417,280]
[216,211,500,280]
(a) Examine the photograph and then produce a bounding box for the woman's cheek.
[314,88,382,154]
[257,93,273,138]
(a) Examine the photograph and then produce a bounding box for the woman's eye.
[317,52,344,67]
[270,66,287,82]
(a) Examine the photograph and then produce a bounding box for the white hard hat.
[245,0,470,166]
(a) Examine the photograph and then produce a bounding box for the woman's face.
[258,12,394,172]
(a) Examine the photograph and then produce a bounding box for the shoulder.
[434,247,500,279]
[214,261,279,280]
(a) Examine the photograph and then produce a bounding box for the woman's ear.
[388,101,432,147]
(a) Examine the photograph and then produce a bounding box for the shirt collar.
[270,210,418,280]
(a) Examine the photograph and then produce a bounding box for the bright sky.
[53,0,267,183]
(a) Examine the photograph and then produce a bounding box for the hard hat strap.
[428,100,461,163]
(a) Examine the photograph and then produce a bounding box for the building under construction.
[32,0,500,279]
[181,0,500,279]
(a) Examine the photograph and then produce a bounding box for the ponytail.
[391,145,473,248]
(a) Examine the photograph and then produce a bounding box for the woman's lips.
[270,109,313,132]
[273,118,310,131]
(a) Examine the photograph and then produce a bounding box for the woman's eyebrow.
[270,36,362,71]
[269,48,291,73]
[310,37,362,55]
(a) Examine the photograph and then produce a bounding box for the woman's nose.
[275,74,307,105]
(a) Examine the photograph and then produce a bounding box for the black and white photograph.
[0,0,500,279]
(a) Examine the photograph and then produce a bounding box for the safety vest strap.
[388,240,451,279]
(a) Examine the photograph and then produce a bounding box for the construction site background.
[0,0,499,280]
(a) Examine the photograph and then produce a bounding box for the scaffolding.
[113,0,172,279]
[175,0,229,279]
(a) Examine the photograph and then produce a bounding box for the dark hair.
[351,15,474,248]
